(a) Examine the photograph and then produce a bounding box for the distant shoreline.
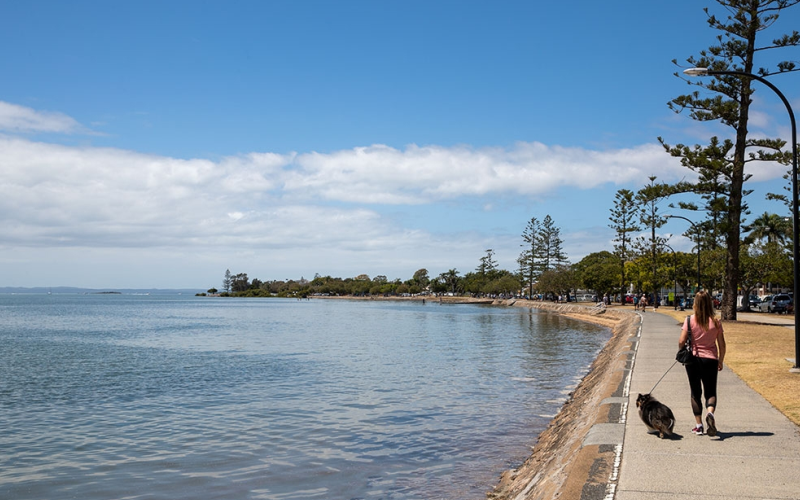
[313,294,620,329]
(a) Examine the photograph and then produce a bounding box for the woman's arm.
[716,329,726,371]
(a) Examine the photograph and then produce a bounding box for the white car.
[757,295,773,312]
[758,294,792,313]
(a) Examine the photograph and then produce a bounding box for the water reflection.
[0,295,610,500]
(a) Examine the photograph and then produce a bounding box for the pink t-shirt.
[682,315,722,360]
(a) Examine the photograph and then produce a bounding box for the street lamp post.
[684,67,799,372]
[665,214,701,292]
[663,242,679,310]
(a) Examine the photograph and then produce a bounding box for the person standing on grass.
[679,290,727,436]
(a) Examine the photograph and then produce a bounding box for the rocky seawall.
[488,301,639,500]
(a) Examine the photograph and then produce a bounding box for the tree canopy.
[660,0,799,319]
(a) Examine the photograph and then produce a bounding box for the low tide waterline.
[0,294,611,500]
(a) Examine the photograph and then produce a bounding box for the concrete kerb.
[580,313,642,500]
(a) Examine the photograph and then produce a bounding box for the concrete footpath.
[615,311,800,499]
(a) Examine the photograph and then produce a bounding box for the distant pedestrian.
[640,295,647,312]
[679,290,726,437]
[633,295,639,310]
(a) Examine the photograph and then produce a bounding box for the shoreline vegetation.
[313,294,621,329]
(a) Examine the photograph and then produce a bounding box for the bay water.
[0,294,610,499]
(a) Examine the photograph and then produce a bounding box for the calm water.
[0,294,610,500]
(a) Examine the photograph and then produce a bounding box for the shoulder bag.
[676,315,697,365]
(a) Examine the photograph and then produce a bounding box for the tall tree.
[412,268,430,289]
[668,137,733,252]
[634,176,672,301]
[537,264,578,300]
[223,269,232,293]
[574,251,620,300]
[519,217,543,299]
[437,269,461,295]
[660,0,799,320]
[742,240,794,295]
[476,249,498,276]
[609,189,641,300]
[538,215,567,271]
[231,273,250,293]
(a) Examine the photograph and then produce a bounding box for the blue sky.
[0,1,798,289]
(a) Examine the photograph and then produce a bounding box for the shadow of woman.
[714,431,775,441]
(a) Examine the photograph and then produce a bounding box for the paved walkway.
[614,312,800,499]
[737,310,795,327]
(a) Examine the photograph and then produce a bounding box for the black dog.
[636,393,675,438]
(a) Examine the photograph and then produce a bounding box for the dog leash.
[648,360,679,394]
[647,315,691,395]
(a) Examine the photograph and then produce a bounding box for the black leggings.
[685,357,718,416]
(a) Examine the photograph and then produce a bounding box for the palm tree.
[744,212,791,245]
[439,269,460,295]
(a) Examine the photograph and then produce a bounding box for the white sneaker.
[706,413,717,437]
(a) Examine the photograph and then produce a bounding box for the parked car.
[736,295,759,311]
[760,294,792,313]
[773,294,793,313]
[757,295,773,313]
[675,296,691,310]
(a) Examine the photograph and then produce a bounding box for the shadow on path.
[714,431,775,441]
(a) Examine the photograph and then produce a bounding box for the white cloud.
[0,101,85,134]
[284,142,688,203]
[0,102,791,288]
[0,132,780,256]
[748,108,772,130]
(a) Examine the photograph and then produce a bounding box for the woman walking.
[679,290,727,436]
